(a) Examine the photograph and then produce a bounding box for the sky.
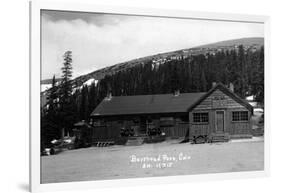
[41,10,264,80]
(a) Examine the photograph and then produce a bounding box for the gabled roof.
[90,83,253,117]
[91,92,206,117]
[187,83,253,113]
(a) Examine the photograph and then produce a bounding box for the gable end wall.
[189,88,252,138]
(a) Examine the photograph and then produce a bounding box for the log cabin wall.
[90,84,253,142]
[189,89,252,139]
[227,107,252,137]
[92,113,189,141]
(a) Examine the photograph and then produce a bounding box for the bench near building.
[90,83,253,144]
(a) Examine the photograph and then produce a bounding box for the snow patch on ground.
[249,101,258,107]
[254,108,264,113]
[230,136,263,143]
[246,95,254,101]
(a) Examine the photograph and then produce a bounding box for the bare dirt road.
[41,138,264,184]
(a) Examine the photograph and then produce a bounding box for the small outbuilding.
[73,121,93,148]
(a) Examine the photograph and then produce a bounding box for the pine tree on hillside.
[191,59,202,92]
[252,46,264,104]
[41,75,60,147]
[201,70,207,92]
[236,45,247,97]
[88,83,97,113]
[47,75,58,113]
[57,51,76,137]
[79,85,89,121]
[60,51,73,104]
[186,60,192,92]
[171,63,180,92]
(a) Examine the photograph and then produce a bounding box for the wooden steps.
[209,133,230,143]
[126,137,145,146]
[94,141,115,147]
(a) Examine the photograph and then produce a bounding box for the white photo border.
[30,1,270,192]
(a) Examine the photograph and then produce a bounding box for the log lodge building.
[89,83,253,143]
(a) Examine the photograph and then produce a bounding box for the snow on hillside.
[82,78,99,87]
[41,84,52,92]
[72,78,99,94]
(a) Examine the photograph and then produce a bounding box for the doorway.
[216,111,225,133]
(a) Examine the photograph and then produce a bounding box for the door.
[216,111,225,133]
[140,117,148,134]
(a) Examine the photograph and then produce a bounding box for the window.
[179,116,189,123]
[160,117,174,126]
[133,118,140,124]
[232,111,248,121]
[93,119,106,126]
[193,113,209,123]
[147,118,153,124]
[118,120,124,124]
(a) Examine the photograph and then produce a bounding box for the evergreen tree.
[60,51,73,103]
[201,70,207,92]
[47,75,58,113]
[88,83,97,113]
[41,75,60,147]
[186,59,192,92]
[58,51,76,137]
[171,63,180,92]
[252,46,264,104]
[79,85,89,121]
[236,45,247,97]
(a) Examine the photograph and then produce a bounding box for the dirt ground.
[41,138,264,184]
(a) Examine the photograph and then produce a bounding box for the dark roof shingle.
[91,92,206,116]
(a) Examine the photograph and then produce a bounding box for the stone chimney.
[212,82,217,88]
[174,90,180,97]
[229,83,234,92]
